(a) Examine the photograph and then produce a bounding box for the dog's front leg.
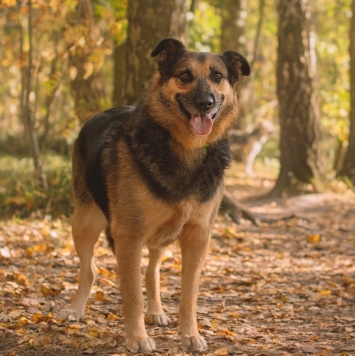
[115,233,155,353]
[146,248,171,326]
[179,224,209,351]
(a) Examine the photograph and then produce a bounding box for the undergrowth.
[0,144,352,220]
[0,153,72,219]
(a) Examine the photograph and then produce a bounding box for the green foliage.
[93,0,128,44]
[0,154,72,219]
[188,1,221,52]
[317,0,352,141]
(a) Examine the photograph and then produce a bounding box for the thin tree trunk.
[40,32,63,147]
[251,0,265,69]
[20,0,47,188]
[113,42,126,107]
[246,0,266,125]
[340,0,355,182]
[68,0,107,123]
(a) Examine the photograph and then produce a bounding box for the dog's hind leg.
[145,248,171,326]
[179,224,209,351]
[59,203,106,321]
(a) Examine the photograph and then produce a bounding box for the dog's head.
[148,38,250,149]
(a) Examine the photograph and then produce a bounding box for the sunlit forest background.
[0,0,354,218]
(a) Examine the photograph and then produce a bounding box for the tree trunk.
[20,0,47,188]
[220,0,248,129]
[123,0,187,105]
[271,0,324,196]
[67,0,107,124]
[340,0,355,183]
[113,42,126,107]
[220,0,247,53]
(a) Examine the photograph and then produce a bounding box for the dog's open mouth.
[177,101,219,136]
[190,113,214,136]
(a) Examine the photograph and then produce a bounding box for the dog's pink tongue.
[190,114,213,136]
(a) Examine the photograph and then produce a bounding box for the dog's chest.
[142,203,191,248]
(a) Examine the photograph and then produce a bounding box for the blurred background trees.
[0,0,354,217]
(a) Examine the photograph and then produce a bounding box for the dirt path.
[0,175,354,355]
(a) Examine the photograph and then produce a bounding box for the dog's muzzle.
[177,96,221,136]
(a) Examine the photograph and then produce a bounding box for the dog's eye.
[179,72,193,83]
[211,72,223,82]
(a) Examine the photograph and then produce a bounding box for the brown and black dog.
[59,38,250,352]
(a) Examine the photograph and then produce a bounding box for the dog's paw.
[127,336,156,353]
[58,308,84,321]
[146,312,170,326]
[181,334,207,351]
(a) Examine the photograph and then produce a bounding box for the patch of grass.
[0,153,72,219]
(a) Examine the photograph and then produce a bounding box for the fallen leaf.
[41,283,62,297]
[307,234,321,243]
[95,290,106,301]
[214,347,229,355]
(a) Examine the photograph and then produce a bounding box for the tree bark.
[123,0,187,105]
[340,0,355,183]
[20,0,47,188]
[113,42,126,107]
[67,0,107,123]
[271,0,324,196]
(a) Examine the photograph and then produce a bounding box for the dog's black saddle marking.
[77,107,134,218]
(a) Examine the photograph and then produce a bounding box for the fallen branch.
[220,191,260,226]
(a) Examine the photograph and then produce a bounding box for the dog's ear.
[221,51,251,85]
[151,38,186,73]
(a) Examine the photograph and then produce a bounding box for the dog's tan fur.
[59,38,250,352]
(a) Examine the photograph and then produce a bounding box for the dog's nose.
[195,95,214,112]
[194,79,215,112]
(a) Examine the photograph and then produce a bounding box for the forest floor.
[0,163,354,356]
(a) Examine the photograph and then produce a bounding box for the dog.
[59,38,250,353]
[229,120,275,176]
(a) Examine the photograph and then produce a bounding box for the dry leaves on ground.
[0,188,354,355]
